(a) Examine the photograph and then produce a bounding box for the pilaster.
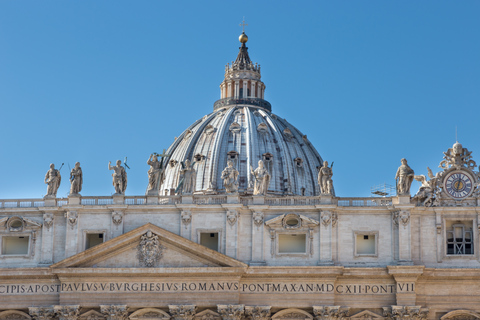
[64,210,79,258]
[111,210,124,239]
[387,266,424,306]
[225,209,239,258]
[393,210,413,265]
[319,210,336,265]
[180,210,192,241]
[251,211,266,265]
[40,212,55,265]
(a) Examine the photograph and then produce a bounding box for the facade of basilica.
[1,31,480,320]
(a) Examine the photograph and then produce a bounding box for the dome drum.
[213,97,272,112]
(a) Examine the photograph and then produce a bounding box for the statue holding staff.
[109,160,128,195]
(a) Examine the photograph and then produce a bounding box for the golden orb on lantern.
[239,32,248,43]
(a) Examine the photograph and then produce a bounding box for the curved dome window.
[227,151,239,161]
[294,157,303,168]
[194,154,205,162]
[169,159,178,168]
[184,130,193,140]
[257,123,268,134]
[204,125,216,135]
[283,128,293,140]
[229,122,241,133]
[263,153,273,162]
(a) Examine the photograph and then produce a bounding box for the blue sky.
[1,1,479,199]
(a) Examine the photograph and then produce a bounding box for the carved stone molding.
[65,211,78,229]
[194,310,221,320]
[313,306,349,320]
[245,306,271,320]
[181,210,192,227]
[100,305,128,320]
[227,210,238,226]
[54,305,80,320]
[129,308,170,320]
[321,211,337,227]
[43,213,54,231]
[253,212,264,227]
[440,310,480,320]
[217,305,244,320]
[79,310,105,320]
[168,305,197,320]
[383,306,428,320]
[272,309,312,320]
[112,211,123,226]
[28,307,55,320]
[393,210,410,227]
[137,231,164,267]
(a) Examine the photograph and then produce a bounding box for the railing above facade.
[213,97,272,112]
[0,195,393,208]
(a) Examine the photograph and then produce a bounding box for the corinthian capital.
[54,305,80,320]
[245,306,271,320]
[384,307,429,320]
[100,305,128,320]
[217,305,244,320]
[169,305,197,320]
[29,307,55,320]
[313,306,349,320]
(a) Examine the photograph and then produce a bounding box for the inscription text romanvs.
[0,281,413,295]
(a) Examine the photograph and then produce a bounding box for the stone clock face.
[444,171,474,199]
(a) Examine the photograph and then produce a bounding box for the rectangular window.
[200,232,219,251]
[86,233,104,249]
[446,221,474,255]
[278,234,306,253]
[2,236,29,255]
[354,232,378,256]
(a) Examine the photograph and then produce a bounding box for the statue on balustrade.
[176,159,196,194]
[222,161,239,193]
[318,160,334,195]
[250,160,270,196]
[69,162,82,195]
[395,158,415,195]
[146,153,164,195]
[44,163,62,198]
[109,160,128,195]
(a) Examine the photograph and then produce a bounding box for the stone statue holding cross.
[146,149,170,195]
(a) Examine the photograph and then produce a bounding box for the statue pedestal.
[68,195,81,205]
[113,194,124,205]
[227,194,239,204]
[44,198,56,207]
[146,189,158,196]
[146,196,158,205]
[182,196,194,204]
[253,196,265,205]
[394,195,411,205]
[319,194,333,204]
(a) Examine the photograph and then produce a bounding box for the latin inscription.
[0,281,413,295]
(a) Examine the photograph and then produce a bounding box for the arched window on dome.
[227,151,239,172]
[262,153,274,174]
[194,154,205,163]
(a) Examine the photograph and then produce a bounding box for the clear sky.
[1,1,479,199]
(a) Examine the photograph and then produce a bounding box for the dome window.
[229,122,241,134]
[262,153,273,162]
[257,123,268,134]
[204,125,216,135]
[194,154,205,162]
[283,128,293,140]
[184,130,193,140]
[169,160,178,168]
[227,151,239,161]
[294,157,303,168]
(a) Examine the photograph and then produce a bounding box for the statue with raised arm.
[44,163,61,198]
[221,161,239,193]
[69,162,83,195]
[413,167,441,207]
[147,154,163,194]
[109,160,127,195]
[177,159,196,194]
[317,161,334,195]
[395,158,415,195]
[250,160,270,196]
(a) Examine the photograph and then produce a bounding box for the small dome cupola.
[215,25,270,112]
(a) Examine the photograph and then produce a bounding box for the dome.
[159,33,325,196]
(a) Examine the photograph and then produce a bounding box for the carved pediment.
[265,214,319,230]
[194,310,221,320]
[441,310,480,320]
[79,310,105,320]
[350,310,383,319]
[0,216,42,232]
[272,309,313,320]
[51,223,247,269]
[130,308,170,320]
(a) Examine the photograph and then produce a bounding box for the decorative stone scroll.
[393,210,410,227]
[253,212,264,227]
[100,305,128,320]
[227,210,238,226]
[217,305,244,320]
[112,211,123,226]
[137,231,164,267]
[168,306,197,320]
[54,305,80,320]
[245,306,271,320]
[43,213,54,231]
[383,306,428,320]
[0,311,31,320]
[313,306,349,320]
[181,210,192,227]
[65,211,78,229]
[321,211,337,227]
[28,307,55,320]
